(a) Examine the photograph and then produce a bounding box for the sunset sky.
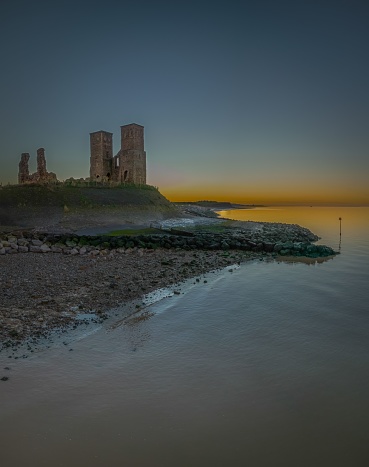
[1,1,368,205]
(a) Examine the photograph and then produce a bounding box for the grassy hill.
[0,184,181,232]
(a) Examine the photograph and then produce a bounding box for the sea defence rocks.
[0,223,337,258]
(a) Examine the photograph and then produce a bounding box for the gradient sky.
[1,0,368,205]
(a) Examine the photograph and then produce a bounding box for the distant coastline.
[173,200,264,210]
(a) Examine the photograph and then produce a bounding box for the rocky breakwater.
[0,221,337,258]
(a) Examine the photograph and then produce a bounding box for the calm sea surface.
[1,207,369,467]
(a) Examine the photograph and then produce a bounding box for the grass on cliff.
[0,184,179,228]
[0,184,169,208]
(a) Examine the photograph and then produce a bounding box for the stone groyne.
[0,222,337,258]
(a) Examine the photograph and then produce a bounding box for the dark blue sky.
[1,0,368,204]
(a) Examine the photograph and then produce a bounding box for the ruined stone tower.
[89,131,113,181]
[89,123,146,185]
[37,148,47,177]
[113,124,146,184]
[18,153,30,184]
[18,148,58,184]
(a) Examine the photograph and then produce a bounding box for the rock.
[53,242,66,249]
[292,242,303,251]
[31,239,43,246]
[306,245,317,254]
[40,244,51,253]
[29,245,42,253]
[17,239,29,247]
[66,240,77,247]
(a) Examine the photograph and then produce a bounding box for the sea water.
[1,207,369,467]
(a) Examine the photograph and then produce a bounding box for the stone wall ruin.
[18,148,58,185]
[17,122,147,186]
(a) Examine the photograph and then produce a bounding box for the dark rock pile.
[0,221,337,258]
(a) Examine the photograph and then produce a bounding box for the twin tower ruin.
[18,123,147,185]
[18,148,58,185]
[90,123,146,184]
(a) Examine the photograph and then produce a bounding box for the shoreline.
[0,248,258,350]
[0,219,338,350]
[0,247,336,352]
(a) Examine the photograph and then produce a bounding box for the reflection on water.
[1,207,369,467]
[276,254,335,265]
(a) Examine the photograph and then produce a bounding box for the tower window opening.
[123,170,128,181]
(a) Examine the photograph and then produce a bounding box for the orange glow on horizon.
[159,185,369,206]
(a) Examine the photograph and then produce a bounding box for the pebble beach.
[0,247,252,347]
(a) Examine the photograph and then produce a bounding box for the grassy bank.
[0,184,180,230]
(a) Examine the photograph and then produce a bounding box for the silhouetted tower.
[37,148,47,177]
[18,153,30,184]
[113,123,146,184]
[89,130,113,181]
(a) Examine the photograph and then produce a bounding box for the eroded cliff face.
[18,148,58,185]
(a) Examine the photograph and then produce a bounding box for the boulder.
[31,239,43,246]
[29,245,42,253]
